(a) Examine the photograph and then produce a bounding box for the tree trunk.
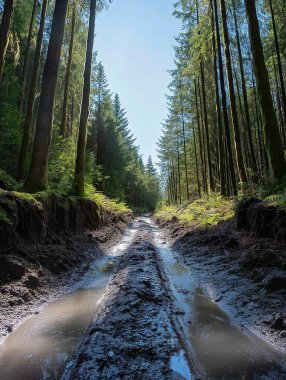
[213,0,237,195]
[17,0,48,181]
[198,77,208,193]
[176,131,182,204]
[232,0,257,173]
[273,58,286,145]
[194,79,207,194]
[60,4,76,137]
[23,0,68,192]
[19,0,38,111]
[192,122,201,197]
[245,0,286,180]
[0,0,14,81]
[220,0,248,185]
[73,0,97,196]
[210,0,226,196]
[200,60,215,192]
[269,0,286,128]
[179,86,190,199]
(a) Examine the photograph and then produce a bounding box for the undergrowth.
[84,184,131,214]
[0,185,131,217]
[155,194,235,228]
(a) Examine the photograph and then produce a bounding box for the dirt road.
[0,217,285,379]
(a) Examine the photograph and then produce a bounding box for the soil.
[1,210,286,379]
[62,232,184,380]
[0,219,129,342]
[156,216,286,352]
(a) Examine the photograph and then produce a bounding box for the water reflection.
[170,350,193,379]
[149,217,286,380]
[189,288,284,379]
[0,288,104,380]
[0,220,139,380]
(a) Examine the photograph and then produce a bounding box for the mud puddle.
[0,222,137,380]
[1,217,286,379]
[146,217,286,379]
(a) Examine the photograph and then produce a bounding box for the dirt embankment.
[0,191,132,340]
[62,234,184,380]
[156,198,286,351]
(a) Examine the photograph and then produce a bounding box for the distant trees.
[0,0,159,211]
[158,0,286,204]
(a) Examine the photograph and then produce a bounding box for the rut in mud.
[0,217,286,380]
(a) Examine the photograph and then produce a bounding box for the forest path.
[0,218,286,379]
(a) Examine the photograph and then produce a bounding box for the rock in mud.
[265,276,286,292]
[25,273,40,289]
[0,256,25,280]
[271,315,286,331]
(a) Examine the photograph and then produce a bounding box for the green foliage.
[155,194,235,228]
[84,183,131,214]
[0,208,12,224]
[0,169,18,189]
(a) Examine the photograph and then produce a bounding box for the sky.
[94,0,181,164]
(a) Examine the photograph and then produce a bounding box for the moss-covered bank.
[0,189,133,248]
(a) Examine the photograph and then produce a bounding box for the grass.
[78,183,131,215]
[155,193,235,229]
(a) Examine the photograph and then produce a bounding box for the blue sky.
[94,0,181,164]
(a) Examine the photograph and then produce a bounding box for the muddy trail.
[0,217,286,379]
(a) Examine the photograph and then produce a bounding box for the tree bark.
[200,60,215,192]
[17,0,48,181]
[0,0,15,82]
[23,0,68,192]
[245,0,286,180]
[179,85,190,199]
[220,0,248,185]
[269,0,286,128]
[192,122,201,197]
[194,79,207,194]
[19,0,38,111]
[273,58,286,145]
[73,0,97,196]
[60,4,76,137]
[213,0,237,195]
[232,0,257,173]
[210,0,226,196]
[176,131,182,204]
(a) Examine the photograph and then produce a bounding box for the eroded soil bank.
[0,191,132,341]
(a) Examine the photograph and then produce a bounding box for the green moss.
[0,208,12,225]
[155,194,235,228]
[0,169,18,189]
[84,184,131,215]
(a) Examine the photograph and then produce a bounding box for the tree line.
[158,0,286,204]
[0,0,160,211]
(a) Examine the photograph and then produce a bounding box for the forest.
[1,0,286,379]
[0,0,160,212]
[158,0,286,204]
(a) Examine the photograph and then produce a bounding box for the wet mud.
[0,217,286,379]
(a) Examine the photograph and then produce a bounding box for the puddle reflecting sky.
[0,288,104,380]
[0,219,139,380]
